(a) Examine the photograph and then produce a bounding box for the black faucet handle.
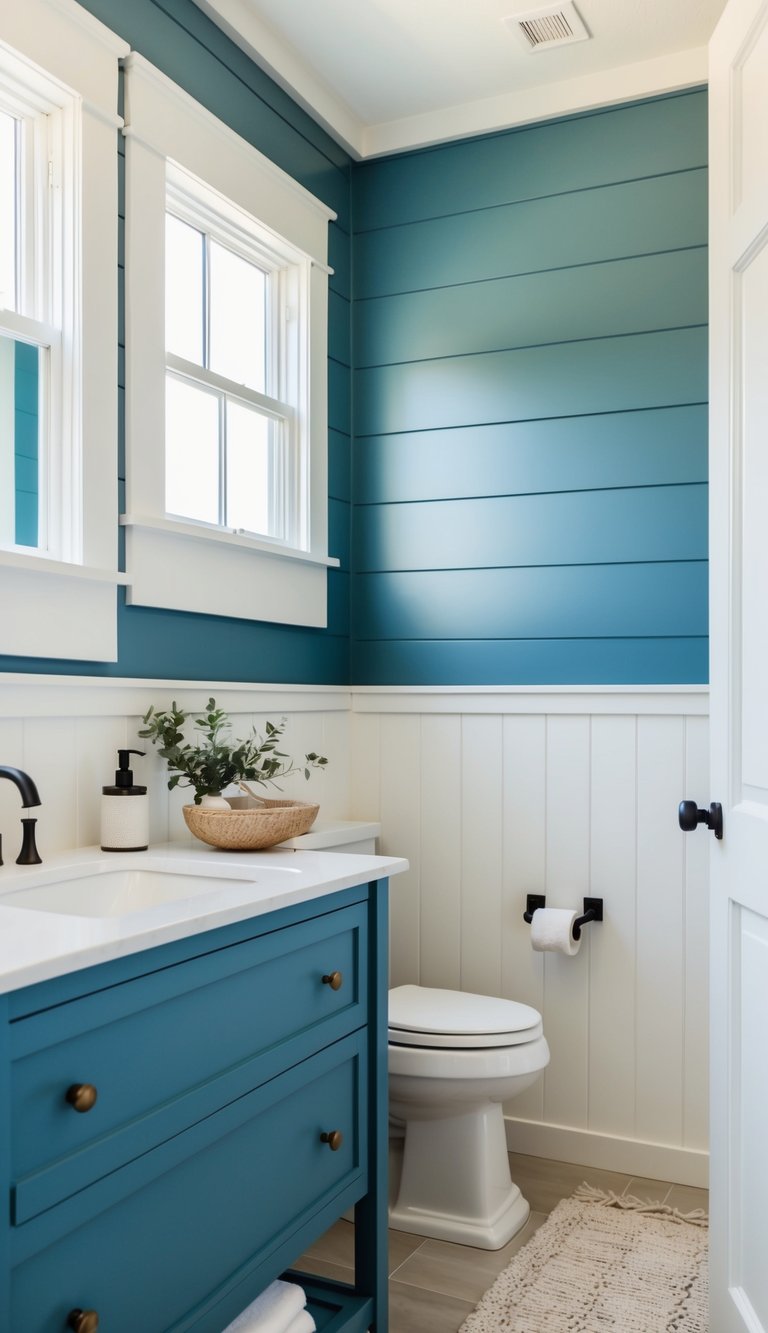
[17,818,42,866]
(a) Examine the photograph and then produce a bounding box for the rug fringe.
[573,1183,708,1227]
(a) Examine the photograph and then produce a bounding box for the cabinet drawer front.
[12,902,367,1215]
[12,1034,365,1333]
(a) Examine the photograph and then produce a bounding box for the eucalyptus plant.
[139,698,327,804]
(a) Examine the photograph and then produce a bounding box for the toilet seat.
[389,984,542,1048]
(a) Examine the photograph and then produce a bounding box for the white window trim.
[0,0,127,662]
[122,53,339,629]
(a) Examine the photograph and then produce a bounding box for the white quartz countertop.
[0,842,408,995]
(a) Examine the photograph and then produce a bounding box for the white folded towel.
[221,1279,308,1333]
[284,1310,316,1333]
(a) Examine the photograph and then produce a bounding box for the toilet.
[388,985,550,1250]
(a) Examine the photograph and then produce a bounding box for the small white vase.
[199,793,231,810]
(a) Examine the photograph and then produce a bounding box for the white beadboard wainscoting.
[0,676,351,860]
[0,676,710,1185]
[349,687,710,1187]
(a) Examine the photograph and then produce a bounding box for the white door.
[709,2,768,1329]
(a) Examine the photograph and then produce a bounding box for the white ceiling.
[194,0,728,158]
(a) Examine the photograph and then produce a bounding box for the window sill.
[122,515,339,627]
[0,551,124,661]
[0,549,129,584]
[120,514,340,568]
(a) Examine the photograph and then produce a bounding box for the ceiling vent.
[504,3,590,52]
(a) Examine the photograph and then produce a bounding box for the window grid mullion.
[202,230,210,371]
[218,392,227,528]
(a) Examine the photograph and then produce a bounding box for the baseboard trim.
[504,1116,708,1188]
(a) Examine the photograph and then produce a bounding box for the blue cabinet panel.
[12,904,367,1219]
[1,882,391,1333]
[353,561,707,640]
[354,484,707,572]
[355,248,707,367]
[350,637,709,685]
[354,405,707,504]
[352,91,707,231]
[354,168,708,299]
[12,1036,365,1333]
[355,327,707,437]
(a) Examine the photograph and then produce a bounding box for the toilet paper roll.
[530,907,581,956]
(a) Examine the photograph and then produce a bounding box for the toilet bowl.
[388,985,550,1249]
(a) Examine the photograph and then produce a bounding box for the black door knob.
[678,800,723,840]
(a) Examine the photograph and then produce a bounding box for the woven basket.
[183,797,319,850]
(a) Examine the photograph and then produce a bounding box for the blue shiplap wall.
[0,0,352,681]
[0,17,708,689]
[350,91,709,685]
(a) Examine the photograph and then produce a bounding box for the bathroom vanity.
[0,844,406,1332]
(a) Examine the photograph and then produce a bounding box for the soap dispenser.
[101,749,149,852]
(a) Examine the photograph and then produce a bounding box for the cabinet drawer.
[12,1033,365,1333]
[11,902,366,1218]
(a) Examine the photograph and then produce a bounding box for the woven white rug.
[459,1185,708,1333]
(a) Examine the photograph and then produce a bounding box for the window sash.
[165,353,294,423]
[165,358,295,542]
[0,179,60,555]
[165,211,275,397]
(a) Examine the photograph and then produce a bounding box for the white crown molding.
[191,0,365,159]
[189,4,706,158]
[362,45,709,157]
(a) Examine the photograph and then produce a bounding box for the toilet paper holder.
[523,894,604,940]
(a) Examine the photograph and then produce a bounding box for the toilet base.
[389,1180,530,1250]
[388,1103,531,1250]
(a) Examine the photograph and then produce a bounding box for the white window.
[164,175,302,546]
[0,1,127,661]
[122,55,338,628]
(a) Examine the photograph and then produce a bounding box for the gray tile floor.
[295,1151,709,1333]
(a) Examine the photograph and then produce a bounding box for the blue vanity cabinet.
[0,877,390,1333]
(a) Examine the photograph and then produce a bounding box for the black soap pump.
[100,749,149,851]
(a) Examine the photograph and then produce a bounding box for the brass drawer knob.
[67,1310,99,1333]
[66,1083,98,1113]
[322,970,343,991]
[321,1129,343,1151]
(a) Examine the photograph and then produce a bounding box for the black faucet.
[0,767,42,865]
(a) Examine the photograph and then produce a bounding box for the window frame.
[164,170,300,546]
[122,54,338,629]
[0,0,127,661]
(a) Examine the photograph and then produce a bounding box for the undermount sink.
[0,866,271,918]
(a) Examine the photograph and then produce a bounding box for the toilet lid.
[388,985,543,1048]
